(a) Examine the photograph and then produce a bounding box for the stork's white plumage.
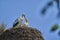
[13,13,29,27]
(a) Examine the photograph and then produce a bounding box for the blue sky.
[0,0,60,40]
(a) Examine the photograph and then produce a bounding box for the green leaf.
[55,0,59,8]
[51,24,58,32]
[41,7,47,14]
[41,1,53,15]
[48,1,53,6]
[58,31,60,36]
[54,0,60,18]
[57,12,60,18]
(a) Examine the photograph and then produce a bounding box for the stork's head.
[22,14,25,20]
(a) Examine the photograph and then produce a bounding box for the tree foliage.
[41,0,60,36]
[51,24,58,32]
[58,31,60,36]
[41,0,60,18]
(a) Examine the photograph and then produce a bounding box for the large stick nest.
[0,26,44,40]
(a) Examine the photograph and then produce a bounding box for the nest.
[0,26,44,40]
